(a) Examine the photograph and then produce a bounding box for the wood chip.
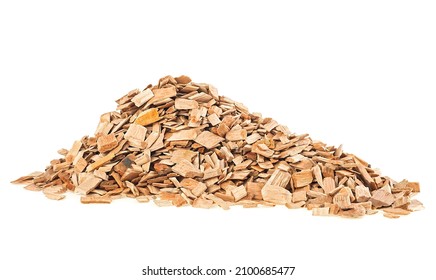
[292,170,313,188]
[226,127,247,141]
[75,175,102,195]
[172,159,203,178]
[231,185,247,202]
[355,185,371,202]
[167,129,198,141]
[194,131,224,149]
[134,108,160,126]
[262,185,292,205]
[125,123,147,142]
[97,133,118,153]
[132,88,154,107]
[80,196,112,204]
[370,189,395,208]
[175,98,199,110]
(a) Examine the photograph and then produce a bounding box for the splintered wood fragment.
[207,114,221,126]
[154,199,173,207]
[11,171,43,184]
[408,199,424,211]
[292,170,313,188]
[151,86,177,103]
[203,169,222,180]
[132,88,154,107]
[186,180,207,197]
[43,185,66,195]
[66,140,82,163]
[264,119,278,132]
[292,190,307,203]
[192,197,214,209]
[370,189,395,208]
[74,157,88,173]
[175,98,199,110]
[205,194,230,210]
[231,185,247,202]
[266,170,291,188]
[333,188,352,209]
[81,196,112,204]
[354,157,374,185]
[170,149,197,164]
[167,129,198,141]
[322,177,336,194]
[246,133,262,144]
[87,152,115,172]
[313,165,324,189]
[355,185,371,202]
[383,212,400,219]
[125,123,147,142]
[175,75,192,84]
[339,205,366,218]
[194,131,224,149]
[252,142,274,157]
[172,159,203,178]
[261,185,292,205]
[383,208,411,216]
[407,182,420,192]
[97,133,118,153]
[246,182,264,200]
[44,193,66,201]
[226,127,247,141]
[75,176,102,195]
[134,108,160,126]
[231,170,251,180]
[136,196,150,203]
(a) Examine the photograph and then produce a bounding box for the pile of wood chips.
[12,75,424,218]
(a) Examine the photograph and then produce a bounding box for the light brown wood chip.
[172,159,203,178]
[132,88,154,107]
[81,196,112,204]
[75,175,102,195]
[97,133,118,153]
[194,131,224,149]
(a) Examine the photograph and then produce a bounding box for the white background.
[1,1,435,279]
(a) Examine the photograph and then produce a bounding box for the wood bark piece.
[10,74,423,219]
